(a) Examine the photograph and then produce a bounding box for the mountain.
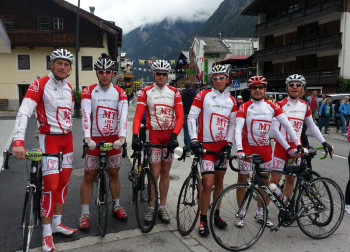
[123,20,203,60]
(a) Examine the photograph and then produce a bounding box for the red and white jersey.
[188,88,237,143]
[13,73,74,146]
[272,97,325,150]
[133,83,184,134]
[235,99,300,151]
[81,83,128,138]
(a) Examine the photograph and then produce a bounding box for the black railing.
[256,0,343,34]
[265,68,340,82]
[254,33,342,60]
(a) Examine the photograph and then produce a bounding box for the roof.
[241,0,268,16]
[195,37,231,54]
[53,0,122,36]
[217,54,251,64]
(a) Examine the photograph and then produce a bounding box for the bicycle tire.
[23,187,35,252]
[176,173,201,236]
[135,168,158,233]
[96,170,110,237]
[296,177,345,239]
[209,183,266,251]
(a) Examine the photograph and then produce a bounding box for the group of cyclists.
[11,48,334,251]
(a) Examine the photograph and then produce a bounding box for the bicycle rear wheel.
[209,183,266,251]
[296,177,344,239]
[135,168,158,233]
[23,187,35,252]
[176,173,201,236]
[96,170,110,237]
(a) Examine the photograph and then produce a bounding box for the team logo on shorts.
[47,159,58,170]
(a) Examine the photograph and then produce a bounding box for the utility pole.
[75,0,80,91]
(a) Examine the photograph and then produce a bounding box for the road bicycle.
[176,145,236,236]
[2,149,62,252]
[82,141,127,237]
[129,142,171,233]
[209,147,344,251]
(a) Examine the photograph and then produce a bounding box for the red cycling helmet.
[248,75,268,87]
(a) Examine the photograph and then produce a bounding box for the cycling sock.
[256,208,263,215]
[215,209,220,216]
[112,199,120,208]
[42,224,52,237]
[52,215,62,227]
[159,205,165,209]
[81,205,89,215]
[200,214,207,222]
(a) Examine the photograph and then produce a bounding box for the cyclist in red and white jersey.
[270,74,334,199]
[234,76,302,228]
[78,54,129,231]
[12,49,76,251]
[132,60,184,223]
[188,65,237,237]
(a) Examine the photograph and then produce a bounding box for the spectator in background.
[319,93,327,108]
[345,124,350,214]
[277,94,283,102]
[307,90,319,122]
[181,81,197,156]
[334,99,342,134]
[268,95,275,103]
[340,96,350,136]
[318,97,332,134]
[236,95,243,109]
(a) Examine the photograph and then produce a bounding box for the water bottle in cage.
[269,183,287,202]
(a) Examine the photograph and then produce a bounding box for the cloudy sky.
[66,0,224,33]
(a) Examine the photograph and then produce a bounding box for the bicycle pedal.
[270,225,279,232]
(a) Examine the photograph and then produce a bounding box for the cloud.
[65,0,224,33]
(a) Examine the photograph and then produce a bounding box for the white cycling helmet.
[237,95,242,100]
[151,60,171,72]
[285,74,306,86]
[211,65,229,77]
[50,49,74,64]
[94,53,115,70]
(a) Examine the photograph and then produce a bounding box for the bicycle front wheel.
[296,177,345,239]
[209,183,266,251]
[96,170,110,237]
[135,168,158,233]
[176,173,201,236]
[23,187,35,252]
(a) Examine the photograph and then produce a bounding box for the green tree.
[73,89,81,118]
[338,78,350,92]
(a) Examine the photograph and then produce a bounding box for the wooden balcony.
[254,33,342,62]
[255,0,343,36]
[265,67,340,85]
[7,30,76,47]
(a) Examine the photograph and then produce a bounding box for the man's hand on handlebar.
[12,146,26,160]
[322,142,334,157]
[113,138,125,149]
[221,142,232,155]
[237,150,246,160]
[85,138,96,150]
[167,133,179,152]
[132,134,143,151]
[190,140,203,153]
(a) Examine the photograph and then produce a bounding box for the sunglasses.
[212,76,227,81]
[287,83,303,88]
[155,72,168,76]
[97,70,113,75]
[250,86,265,90]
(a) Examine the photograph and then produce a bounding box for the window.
[81,56,93,71]
[39,18,50,30]
[18,55,30,70]
[3,17,14,29]
[46,55,51,70]
[53,18,63,30]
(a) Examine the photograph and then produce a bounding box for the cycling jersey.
[13,73,74,147]
[272,97,326,169]
[188,88,237,143]
[235,99,301,174]
[133,83,184,135]
[81,83,128,138]
[235,99,300,150]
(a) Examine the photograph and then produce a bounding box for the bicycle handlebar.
[2,149,63,171]
[288,146,330,164]
[82,139,128,159]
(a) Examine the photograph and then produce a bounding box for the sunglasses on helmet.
[155,72,168,76]
[97,70,113,75]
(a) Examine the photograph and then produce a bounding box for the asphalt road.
[0,101,350,251]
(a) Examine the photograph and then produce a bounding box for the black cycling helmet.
[94,53,115,71]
